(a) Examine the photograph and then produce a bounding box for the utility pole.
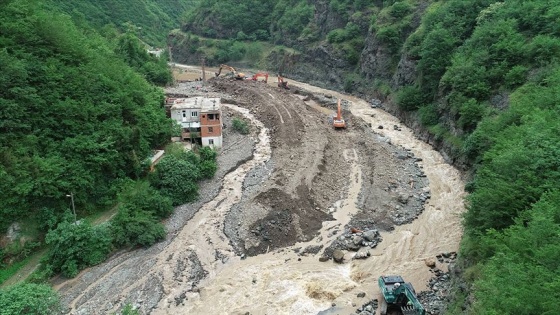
[168,45,176,85]
[66,192,77,225]
[201,57,206,86]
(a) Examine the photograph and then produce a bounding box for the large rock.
[362,230,379,242]
[353,247,370,260]
[425,257,436,268]
[333,249,344,263]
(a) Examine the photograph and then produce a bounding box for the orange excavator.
[215,64,245,80]
[333,99,346,129]
[277,75,289,89]
[251,72,269,83]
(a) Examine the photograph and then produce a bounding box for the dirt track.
[55,75,464,315]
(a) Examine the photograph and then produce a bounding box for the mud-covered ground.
[54,78,452,315]
[213,79,429,258]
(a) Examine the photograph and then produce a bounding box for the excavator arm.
[215,64,245,79]
[333,99,346,129]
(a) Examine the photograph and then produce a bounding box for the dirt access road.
[55,74,465,315]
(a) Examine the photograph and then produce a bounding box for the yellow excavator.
[215,64,245,80]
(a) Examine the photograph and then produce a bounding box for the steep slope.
[49,0,198,45]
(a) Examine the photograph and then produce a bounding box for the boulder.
[362,230,379,242]
[333,249,344,263]
[425,257,437,268]
[354,247,370,260]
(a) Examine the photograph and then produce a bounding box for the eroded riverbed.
[56,73,465,315]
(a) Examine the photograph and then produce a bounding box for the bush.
[504,65,528,89]
[0,283,61,315]
[418,103,440,126]
[232,118,249,134]
[149,154,201,205]
[117,181,173,219]
[45,219,112,278]
[458,99,487,131]
[396,86,427,111]
[110,205,166,247]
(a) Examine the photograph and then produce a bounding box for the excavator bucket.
[401,305,418,315]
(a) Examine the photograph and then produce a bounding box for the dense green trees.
[49,0,198,45]
[149,145,218,206]
[0,0,219,292]
[0,283,61,315]
[0,0,173,233]
[45,220,112,277]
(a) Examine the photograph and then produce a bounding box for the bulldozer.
[378,276,425,315]
[333,99,346,129]
[215,64,245,80]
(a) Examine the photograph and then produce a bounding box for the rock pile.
[354,298,378,315]
[320,227,382,262]
[418,252,457,315]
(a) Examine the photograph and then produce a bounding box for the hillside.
[49,0,198,45]
[175,0,560,313]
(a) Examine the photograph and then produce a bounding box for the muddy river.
[58,67,465,315]
[157,72,465,314]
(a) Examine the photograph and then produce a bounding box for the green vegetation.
[49,0,198,45]
[0,283,61,315]
[0,0,218,296]
[2,0,560,313]
[116,33,173,86]
[232,118,250,135]
[45,219,112,278]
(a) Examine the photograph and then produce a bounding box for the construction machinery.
[251,72,269,83]
[277,75,289,89]
[215,64,245,80]
[333,99,346,129]
[378,276,425,315]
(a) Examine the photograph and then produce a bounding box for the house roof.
[170,97,221,112]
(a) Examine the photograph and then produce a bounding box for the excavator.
[277,75,289,89]
[333,99,346,129]
[378,275,425,315]
[215,64,245,80]
[251,72,269,83]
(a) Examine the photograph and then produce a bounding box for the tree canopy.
[0,0,173,231]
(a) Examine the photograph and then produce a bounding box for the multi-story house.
[169,97,223,148]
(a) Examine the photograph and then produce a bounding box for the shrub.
[504,65,528,89]
[45,219,112,278]
[418,103,440,126]
[458,99,486,131]
[149,154,201,205]
[232,118,249,134]
[0,283,61,315]
[396,86,427,111]
[118,181,173,219]
[110,205,166,247]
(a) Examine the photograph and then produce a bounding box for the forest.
[1,0,560,314]
[0,1,215,312]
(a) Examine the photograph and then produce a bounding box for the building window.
[215,114,220,120]
[208,114,215,120]
[182,110,186,118]
[209,139,214,145]
[191,111,198,117]
[208,127,214,133]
